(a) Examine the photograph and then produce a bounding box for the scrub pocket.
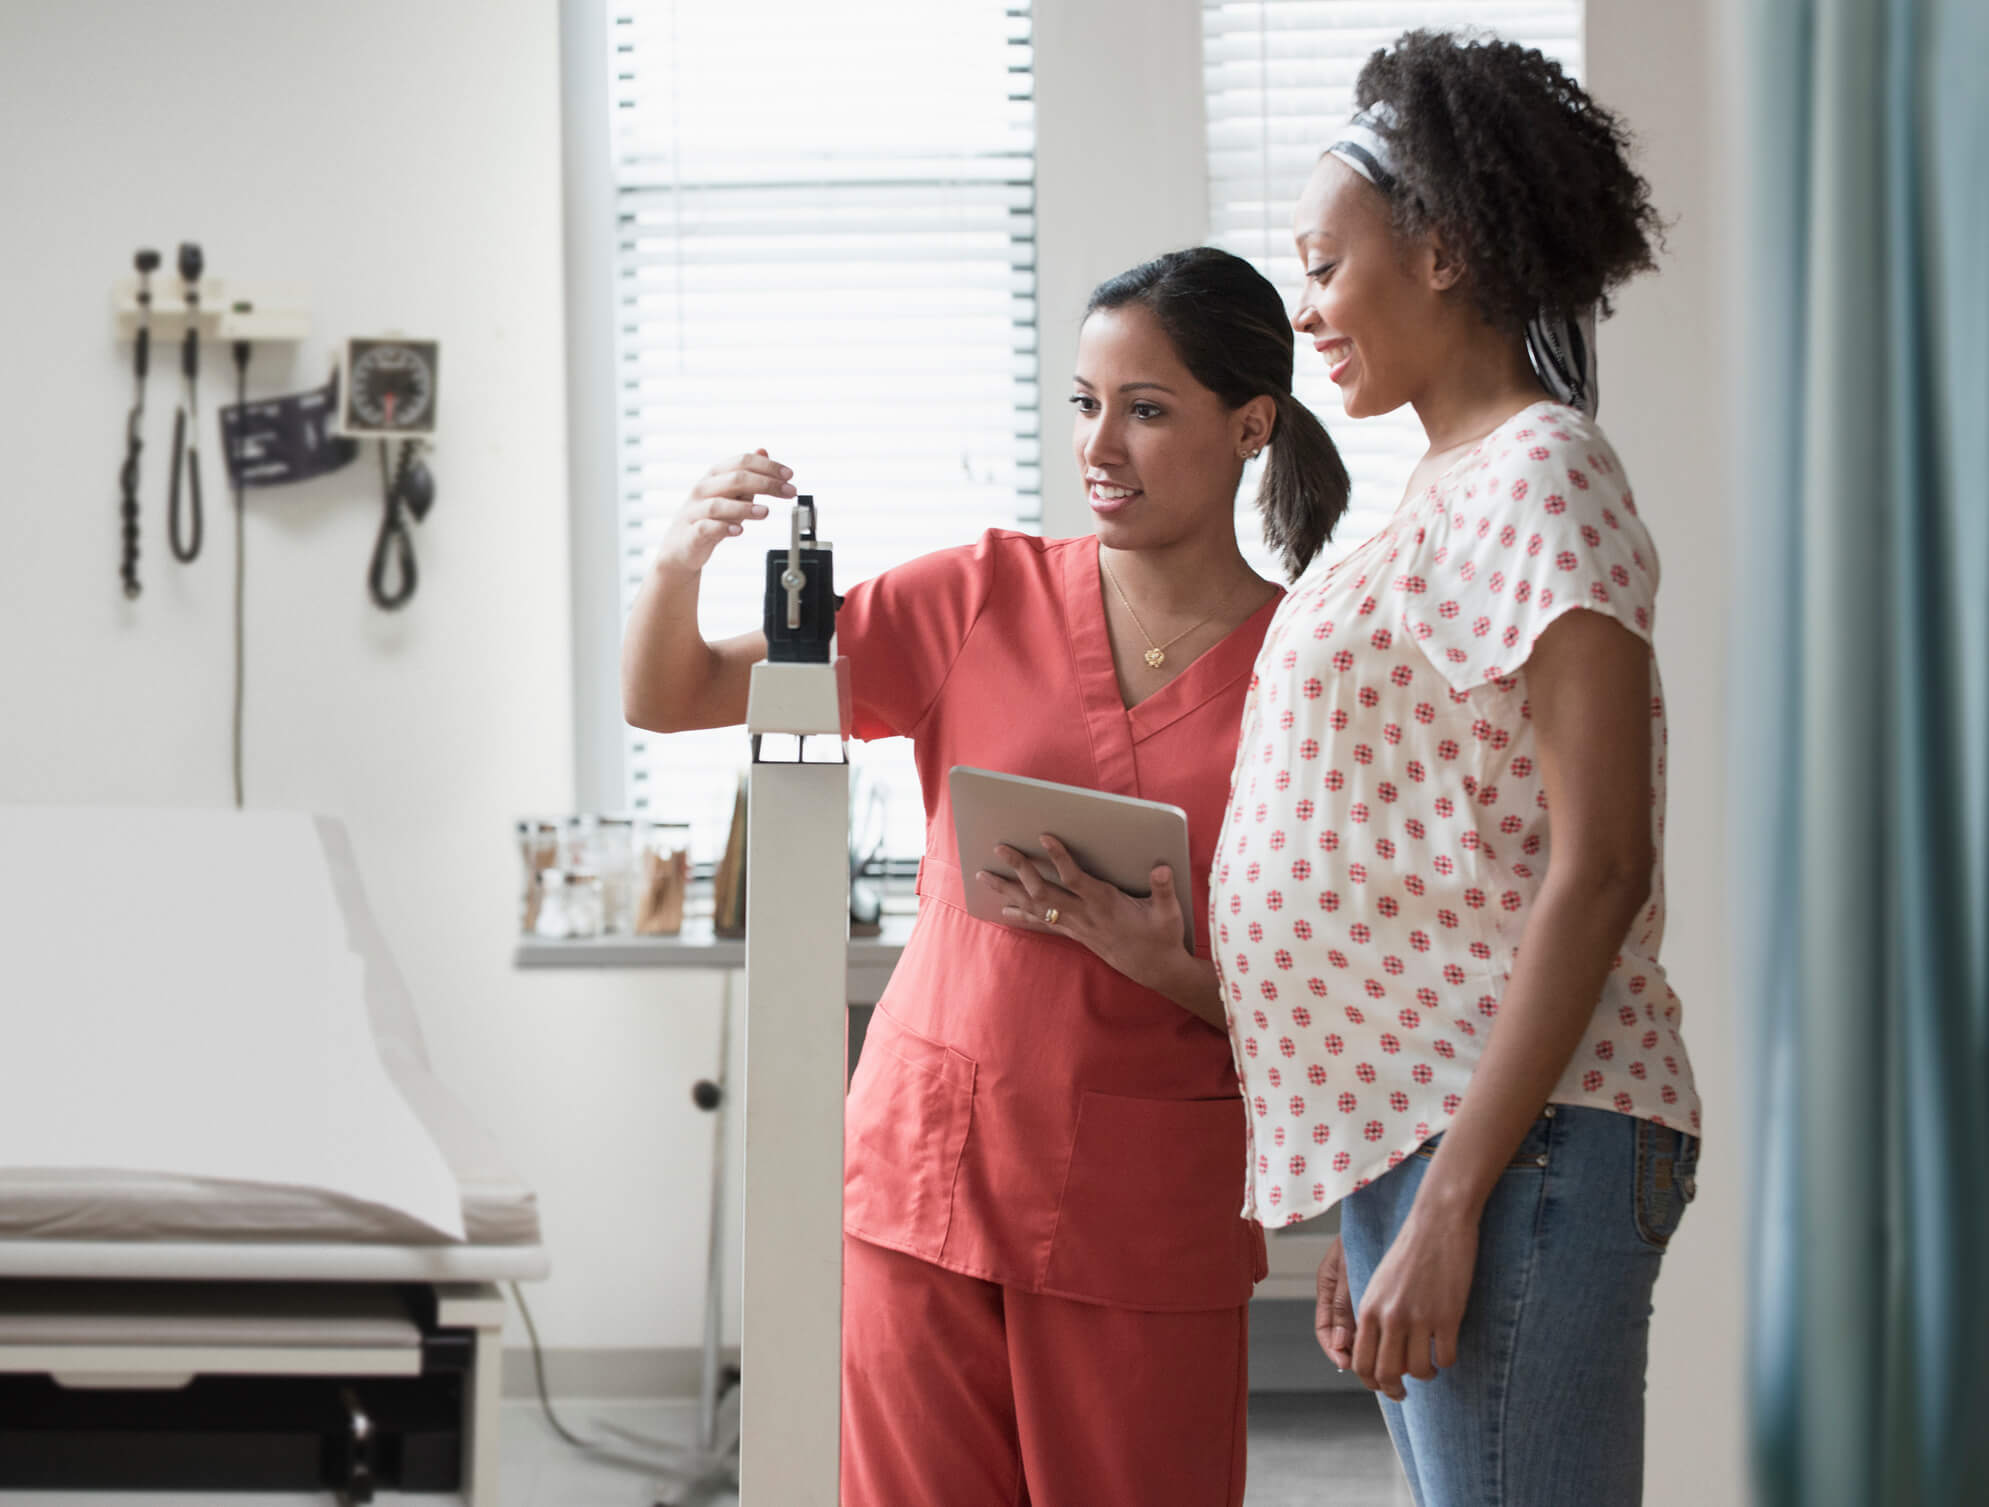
[1043,1091,1258,1310]
[1631,1119,1699,1250]
[844,1008,977,1264]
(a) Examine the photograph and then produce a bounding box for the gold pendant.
[1144,647,1166,669]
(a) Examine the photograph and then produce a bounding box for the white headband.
[1327,103,1600,417]
[1326,101,1402,194]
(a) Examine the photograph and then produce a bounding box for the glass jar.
[595,815,637,934]
[515,820,536,932]
[564,870,605,938]
[534,869,603,940]
[634,819,692,936]
[519,819,562,935]
[533,869,572,939]
[562,814,601,875]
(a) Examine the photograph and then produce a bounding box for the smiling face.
[1290,154,1453,419]
[1069,302,1267,551]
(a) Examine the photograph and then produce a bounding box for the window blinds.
[611,1,1039,862]
[1203,1,1583,580]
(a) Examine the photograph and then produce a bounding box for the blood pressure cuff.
[220,369,359,487]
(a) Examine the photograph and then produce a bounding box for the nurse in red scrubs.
[622,248,1349,1507]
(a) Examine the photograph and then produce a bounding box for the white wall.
[0,0,731,1364]
[1032,0,1210,537]
[1587,3,1748,1502]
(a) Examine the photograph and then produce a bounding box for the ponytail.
[1260,391,1350,579]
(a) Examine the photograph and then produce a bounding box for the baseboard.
[1248,1301,1368,1393]
[506,1318,1354,1401]
[503,1345,740,1400]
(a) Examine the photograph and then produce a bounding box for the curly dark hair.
[1353,30,1664,328]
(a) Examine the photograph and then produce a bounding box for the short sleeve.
[1398,418,1659,694]
[835,530,1001,740]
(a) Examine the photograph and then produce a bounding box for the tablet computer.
[949,766,1195,948]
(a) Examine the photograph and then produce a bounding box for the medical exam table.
[0,809,547,1502]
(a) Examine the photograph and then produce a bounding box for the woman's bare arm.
[1346,608,1656,1400]
[1411,609,1656,1219]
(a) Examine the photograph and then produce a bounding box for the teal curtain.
[1737,1,1989,1504]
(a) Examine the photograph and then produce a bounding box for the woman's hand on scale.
[657,450,797,574]
[975,837,1224,1027]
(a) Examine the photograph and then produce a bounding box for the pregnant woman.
[624,248,1348,1506]
[1213,31,1703,1506]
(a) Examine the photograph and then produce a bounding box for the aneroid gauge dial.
[339,338,439,437]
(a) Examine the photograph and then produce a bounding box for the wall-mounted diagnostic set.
[111,249,446,806]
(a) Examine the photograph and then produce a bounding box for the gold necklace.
[1100,556,1233,670]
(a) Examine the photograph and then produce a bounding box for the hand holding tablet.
[950,766,1196,951]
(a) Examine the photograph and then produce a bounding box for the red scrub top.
[838,530,1277,1312]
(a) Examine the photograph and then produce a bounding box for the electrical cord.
[118,248,159,599]
[505,1281,680,1476]
[506,1280,591,1450]
[168,243,205,564]
[230,340,250,808]
[369,440,418,609]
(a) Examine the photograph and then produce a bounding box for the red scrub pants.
[841,1234,1249,1507]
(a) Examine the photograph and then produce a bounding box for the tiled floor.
[0,1392,1411,1506]
[1242,1394,1416,1507]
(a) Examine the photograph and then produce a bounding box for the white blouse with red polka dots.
[1211,401,1702,1227]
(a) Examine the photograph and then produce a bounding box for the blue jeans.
[1340,1105,1699,1507]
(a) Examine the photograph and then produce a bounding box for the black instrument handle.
[134,326,150,380]
[181,324,198,379]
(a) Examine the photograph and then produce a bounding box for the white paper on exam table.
[0,808,464,1241]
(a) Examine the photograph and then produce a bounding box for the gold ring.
[1043,907,1060,926]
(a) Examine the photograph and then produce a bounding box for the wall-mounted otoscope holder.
[111,278,312,346]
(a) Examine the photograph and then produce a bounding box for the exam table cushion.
[0,1059,538,1246]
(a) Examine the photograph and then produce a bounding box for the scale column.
[739,655,851,1505]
